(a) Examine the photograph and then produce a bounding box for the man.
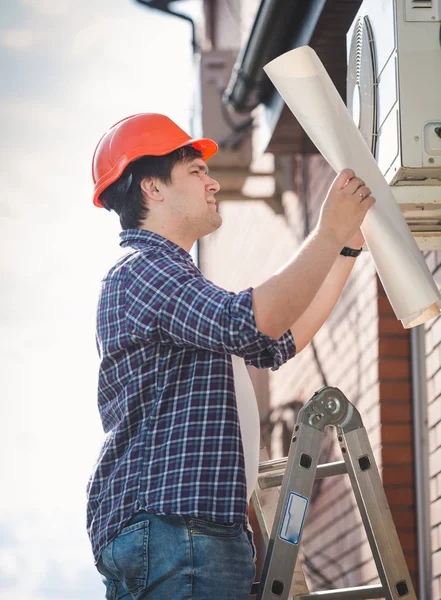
[87,113,374,599]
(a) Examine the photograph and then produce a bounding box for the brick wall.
[425,252,441,599]
[200,154,419,593]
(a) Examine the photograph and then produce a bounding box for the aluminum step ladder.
[250,386,417,600]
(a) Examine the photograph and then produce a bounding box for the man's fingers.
[334,169,356,189]
[361,195,376,211]
[344,177,366,195]
[355,185,371,200]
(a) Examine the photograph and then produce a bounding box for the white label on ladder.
[279,492,308,545]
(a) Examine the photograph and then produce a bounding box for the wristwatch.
[340,246,363,257]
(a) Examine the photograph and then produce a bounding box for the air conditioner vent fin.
[412,0,433,8]
[355,19,363,82]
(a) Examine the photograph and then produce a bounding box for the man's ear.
[140,178,163,202]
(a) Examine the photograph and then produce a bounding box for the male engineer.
[87,113,374,599]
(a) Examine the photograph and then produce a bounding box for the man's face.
[162,157,222,239]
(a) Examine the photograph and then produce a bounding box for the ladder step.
[259,457,288,473]
[258,460,347,490]
[297,584,385,599]
[250,583,384,599]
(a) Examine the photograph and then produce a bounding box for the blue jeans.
[96,512,257,599]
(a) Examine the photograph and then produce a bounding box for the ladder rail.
[339,427,416,599]
[257,425,324,599]
[251,448,310,598]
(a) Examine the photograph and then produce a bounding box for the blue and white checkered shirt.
[86,229,296,563]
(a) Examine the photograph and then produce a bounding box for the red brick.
[377,294,395,315]
[384,486,415,506]
[390,509,418,529]
[378,358,410,379]
[381,424,413,444]
[382,464,414,486]
[396,531,417,553]
[379,381,411,401]
[379,316,406,335]
[382,446,414,464]
[378,337,410,357]
[402,552,417,576]
[380,403,412,422]
[377,279,387,297]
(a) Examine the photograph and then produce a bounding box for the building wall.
[200,154,418,592]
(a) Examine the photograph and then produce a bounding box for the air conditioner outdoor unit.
[347,0,441,248]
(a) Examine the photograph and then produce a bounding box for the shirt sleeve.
[124,253,296,371]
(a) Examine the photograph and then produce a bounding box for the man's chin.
[214,213,222,227]
[200,213,222,237]
[208,211,222,229]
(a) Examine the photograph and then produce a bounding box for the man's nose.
[205,176,220,194]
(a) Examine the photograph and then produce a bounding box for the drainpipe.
[223,0,327,113]
[410,325,432,599]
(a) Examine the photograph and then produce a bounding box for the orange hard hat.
[92,113,218,207]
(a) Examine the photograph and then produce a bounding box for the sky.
[0,0,200,597]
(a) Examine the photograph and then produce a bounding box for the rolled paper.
[264,46,441,328]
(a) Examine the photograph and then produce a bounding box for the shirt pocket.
[99,519,149,595]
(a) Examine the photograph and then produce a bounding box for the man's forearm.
[252,228,342,340]
[251,168,375,341]
[289,253,358,352]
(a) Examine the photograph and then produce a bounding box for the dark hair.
[99,145,203,230]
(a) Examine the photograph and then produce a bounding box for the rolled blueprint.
[264,46,441,328]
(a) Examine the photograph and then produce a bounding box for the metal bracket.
[297,387,363,433]
[393,184,441,249]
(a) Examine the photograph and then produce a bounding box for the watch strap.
[340,246,363,257]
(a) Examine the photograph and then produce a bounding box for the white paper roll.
[264,46,441,328]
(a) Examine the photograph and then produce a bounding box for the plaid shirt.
[86,229,295,563]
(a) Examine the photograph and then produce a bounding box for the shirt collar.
[119,229,193,261]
